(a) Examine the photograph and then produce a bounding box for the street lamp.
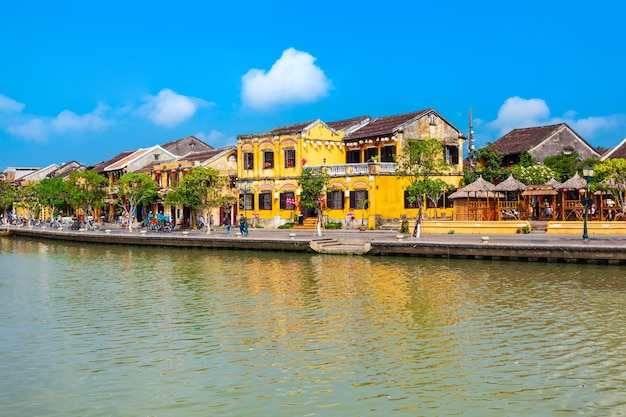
[582,165,594,240]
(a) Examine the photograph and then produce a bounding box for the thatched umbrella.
[494,174,526,220]
[449,176,501,220]
[555,173,588,220]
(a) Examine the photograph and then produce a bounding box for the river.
[1,238,625,416]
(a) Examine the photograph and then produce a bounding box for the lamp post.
[582,165,594,240]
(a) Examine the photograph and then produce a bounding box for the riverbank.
[3,223,626,265]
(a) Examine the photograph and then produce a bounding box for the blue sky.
[2,0,626,170]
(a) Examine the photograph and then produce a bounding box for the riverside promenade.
[3,223,626,265]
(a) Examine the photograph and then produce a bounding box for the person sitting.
[542,206,552,218]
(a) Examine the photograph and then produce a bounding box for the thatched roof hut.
[449,176,502,220]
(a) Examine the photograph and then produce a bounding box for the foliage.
[165,166,229,233]
[324,221,342,229]
[117,173,158,231]
[518,152,534,167]
[15,183,40,220]
[66,170,108,218]
[520,225,531,234]
[475,144,503,171]
[277,222,294,229]
[297,167,329,212]
[543,152,579,182]
[510,164,556,185]
[447,229,455,234]
[0,181,16,217]
[594,158,626,210]
[400,219,409,233]
[36,177,68,218]
[396,138,452,229]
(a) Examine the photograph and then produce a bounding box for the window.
[259,192,272,210]
[154,154,160,161]
[381,145,396,162]
[280,192,296,210]
[243,152,254,170]
[364,148,378,162]
[263,151,274,169]
[284,149,296,168]
[404,191,419,209]
[326,190,344,209]
[346,150,361,163]
[429,114,437,126]
[350,190,369,209]
[240,192,254,211]
[444,146,459,165]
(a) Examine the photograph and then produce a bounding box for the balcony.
[309,162,397,177]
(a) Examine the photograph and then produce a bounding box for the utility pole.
[468,108,475,172]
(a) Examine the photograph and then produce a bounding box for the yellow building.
[236,109,466,229]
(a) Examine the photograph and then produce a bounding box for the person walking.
[239,215,248,236]
[223,213,231,236]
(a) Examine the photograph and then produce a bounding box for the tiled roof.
[345,109,431,140]
[492,124,565,155]
[105,148,154,171]
[601,137,626,160]
[269,120,318,136]
[92,151,133,173]
[326,116,371,132]
[181,148,229,163]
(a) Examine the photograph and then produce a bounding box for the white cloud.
[194,130,225,144]
[0,94,25,113]
[7,118,48,142]
[7,105,110,142]
[138,88,211,127]
[486,96,623,143]
[487,96,550,135]
[241,48,331,109]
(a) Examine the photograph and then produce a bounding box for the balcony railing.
[309,162,398,176]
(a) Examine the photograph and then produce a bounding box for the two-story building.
[236,109,466,229]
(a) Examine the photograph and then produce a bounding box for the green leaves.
[298,167,329,210]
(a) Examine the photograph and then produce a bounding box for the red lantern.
[155,171,161,174]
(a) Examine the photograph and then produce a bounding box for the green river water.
[1,238,625,416]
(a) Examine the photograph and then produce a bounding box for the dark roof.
[492,123,565,155]
[269,120,317,136]
[181,148,231,163]
[161,135,212,154]
[601,138,626,160]
[91,151,134,173]
[326,115,371,132]
[345,109,431,141]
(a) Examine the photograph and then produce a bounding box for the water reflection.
[1,238,625,416]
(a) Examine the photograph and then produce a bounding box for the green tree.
[543,152,579,182]
[594,158,626,211]
[117,172,158,232]
[0,181,16,220]
[15,183,40,223]
[463,144,509,185]
[297,166,329,231]
[66,170,108,222]
[165,166,228,234]
[396,138,451,237]
[36,177,68,219]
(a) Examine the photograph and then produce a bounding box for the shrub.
[324,222,342,229]
[448,229,455,234]
[278,222,294,229]
[400,220,409,233]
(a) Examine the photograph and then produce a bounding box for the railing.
[310,163,398,177]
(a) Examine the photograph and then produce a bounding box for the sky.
[1,0,626,170]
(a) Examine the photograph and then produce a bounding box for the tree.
[165,166,228,234]
[66,170,108,222]
[462,144,509,185]
[396,138,451,238]
[543,152,579,182]
[297,166,329,234]
[0,181,16,220]
[14,183,40,223]
[594,158,626,212]
[117,172,158,232]
[36,177,68,219]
